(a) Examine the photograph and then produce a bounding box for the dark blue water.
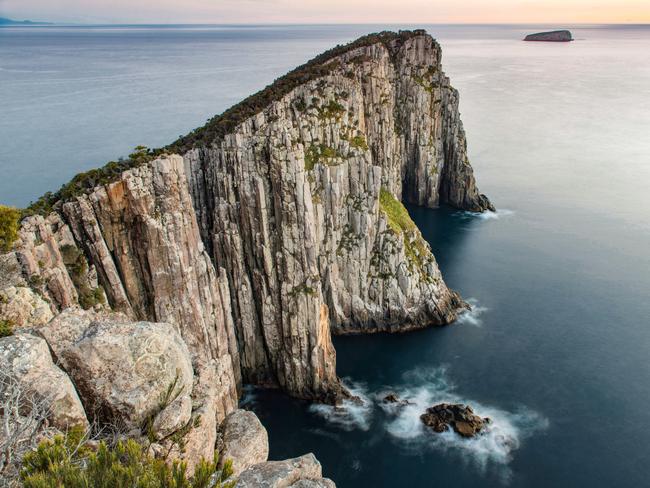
[2,24,650,487]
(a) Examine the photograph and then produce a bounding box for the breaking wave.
[455,209,515,221]
[457,298,489,327]
[382,367,547,473]
[310,367,547,477]
[309,379,373,431]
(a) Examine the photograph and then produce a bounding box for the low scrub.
[20,428,234,488]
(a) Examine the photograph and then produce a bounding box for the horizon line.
[3,21,650,26]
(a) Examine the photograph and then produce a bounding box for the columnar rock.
[180,31,489,395]
[0,334,88,430]
[2,30,491,407]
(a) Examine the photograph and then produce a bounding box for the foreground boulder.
[218,409,269,476]
[236,454,335,488]
[0,334,88,430]
[36,310,194,433]
[420,403,490,438]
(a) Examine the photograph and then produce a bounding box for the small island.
[524,30,573,42]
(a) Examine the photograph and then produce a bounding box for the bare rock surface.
[0,333,88,430]
[218,409,269,476]
[290,479,336,488]
[235,454,331,488]
[0,286,53,327]
[57,318,194,431]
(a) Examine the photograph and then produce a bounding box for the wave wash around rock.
[0,30,492,473]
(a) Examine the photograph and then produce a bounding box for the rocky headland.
[0,30,492,485]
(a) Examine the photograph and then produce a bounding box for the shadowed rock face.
[2,31,490,406]
[524,30,573,42]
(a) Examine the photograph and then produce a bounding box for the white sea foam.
[309,379,372,431]
[309,368,547,477]
[456,298,489,327]
[455,209,515,221]
[239,384,258,408]
[383,367,548,474]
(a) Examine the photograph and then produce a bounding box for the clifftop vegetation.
[167,30,424,154]
[18,30,428,218]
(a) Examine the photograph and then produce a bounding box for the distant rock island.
[524,30,573,42]
[0,17,51,26]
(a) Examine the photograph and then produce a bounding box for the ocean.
[1,23,650,487]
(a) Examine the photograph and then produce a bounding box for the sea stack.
[524,30,573,42]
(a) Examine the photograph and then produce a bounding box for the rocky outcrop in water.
[524,30,573,42]
[0,30,491,479]
[420,403,490,437]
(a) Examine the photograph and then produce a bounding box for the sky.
[1,0,649,24]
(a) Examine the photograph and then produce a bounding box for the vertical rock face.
[2,31,490,408]
[182,31,489,394]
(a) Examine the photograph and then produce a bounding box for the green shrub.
[0,205,21,252]
[317,100,346,120]
[0,319,14,337]
[305,144,341,171]
[21,428,234,488]
[379,187,416,234]
[378,188,433,276]
[349,135,368,151]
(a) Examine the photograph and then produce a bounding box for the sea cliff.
[0,30,491,481]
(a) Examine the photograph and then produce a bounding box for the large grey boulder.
[0,334,88,430]
[236,454,335,488]
[219,409,269,475]
[38,310,194,434]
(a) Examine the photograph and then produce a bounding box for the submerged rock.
[420,403,490,437]
[524,30,573,42]
[382,393,413,407]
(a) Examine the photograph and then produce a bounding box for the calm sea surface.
[2,24,650,487]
